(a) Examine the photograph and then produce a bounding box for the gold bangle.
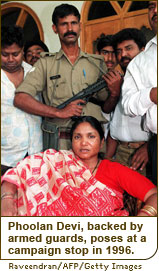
[1,192,15,200]
[140,208,153,216]
[1,196,15,200]
[142,207,156,216]
[143,205,157,216]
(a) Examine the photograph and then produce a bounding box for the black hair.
[24,40,49,58]
[112,28,146,52]
[1,25,24,48]
[52,4,80,26]
[97,35,114,53]
[70,116,104,142]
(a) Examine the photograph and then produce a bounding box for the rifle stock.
[57,77,107,109]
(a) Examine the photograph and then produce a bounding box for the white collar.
[145,35,157,50]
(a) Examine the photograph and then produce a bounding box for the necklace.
[92,159,100,174]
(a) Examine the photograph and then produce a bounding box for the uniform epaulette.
[40,52,56,58]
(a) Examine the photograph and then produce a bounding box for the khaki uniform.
[16,49,109,150]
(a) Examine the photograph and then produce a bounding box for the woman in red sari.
[1,116,157,216]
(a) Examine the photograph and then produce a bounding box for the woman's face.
[72,122,104,161]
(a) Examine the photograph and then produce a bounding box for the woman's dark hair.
[112,28,146,52]
[70,116,104,142]
[1,25,24,48]
[52,4,80,26]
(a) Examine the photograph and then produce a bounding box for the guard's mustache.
[64,31,77,37]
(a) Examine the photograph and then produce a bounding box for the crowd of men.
[1,2,157,186]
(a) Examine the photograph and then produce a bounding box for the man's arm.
[105,132,118,158]
[150,87,157,104]
[14,93,85,119]
[102,70,123,113]
[121,60,156,117]
[130,142,149,171]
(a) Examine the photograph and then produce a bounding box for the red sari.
[2,149,153,216]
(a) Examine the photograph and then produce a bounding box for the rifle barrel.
[57,77,107,109]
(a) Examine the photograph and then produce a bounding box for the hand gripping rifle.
[57,77,107,109]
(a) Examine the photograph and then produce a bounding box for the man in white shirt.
[121,1,157,184]
[1,25,43,175]
[106,28,150,176]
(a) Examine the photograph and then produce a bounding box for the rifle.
[57,77,107,109]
